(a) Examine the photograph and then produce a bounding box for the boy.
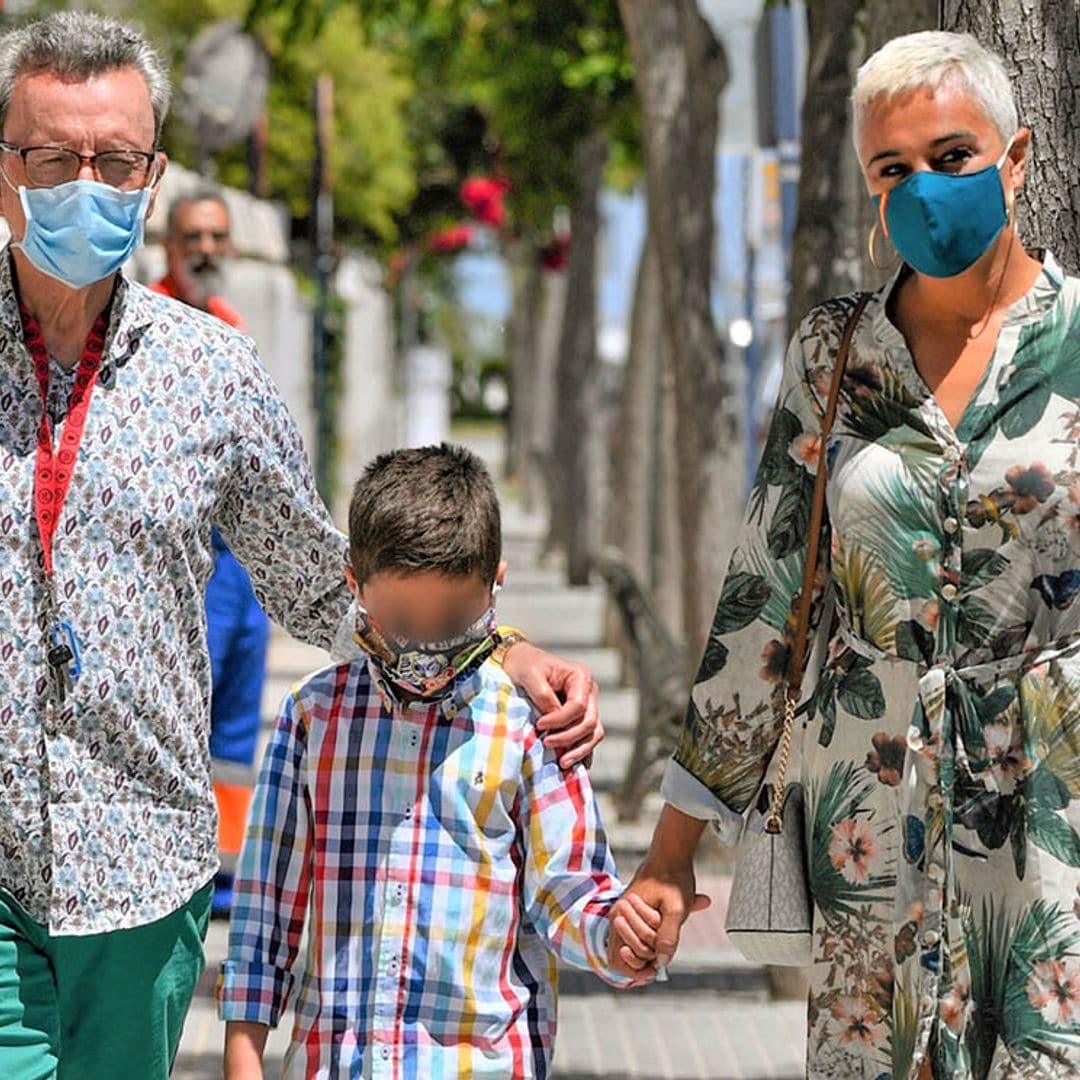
[218,444,655,1078]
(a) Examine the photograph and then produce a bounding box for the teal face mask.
[15,178,152,288]
[873,139,1014,279]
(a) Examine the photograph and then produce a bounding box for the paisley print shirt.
[664,253,1080,1078]
[0,251,352,934]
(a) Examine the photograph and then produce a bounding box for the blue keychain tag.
[48,620,82,682]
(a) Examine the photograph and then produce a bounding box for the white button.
[928,863,944,883]
[923,930,940,947]
[381,1047,391,1060]
[944,516,959,534]
[941,583,958,601]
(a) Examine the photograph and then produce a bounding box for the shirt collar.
[365,656,486,722]
[870,248,1066,348]
[0,245,152,380]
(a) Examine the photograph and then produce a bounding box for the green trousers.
[0,881,212,1080]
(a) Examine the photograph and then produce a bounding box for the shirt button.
[941,583,958,601]
[943,516,959,534]
[381,1047,391,1060]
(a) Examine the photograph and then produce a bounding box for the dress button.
[941,583,958,601]
[923,930,940,947]
[944,445,960,464]
[943,516,959,534]
[928,863,944,883]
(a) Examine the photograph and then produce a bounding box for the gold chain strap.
[763,692,796,834]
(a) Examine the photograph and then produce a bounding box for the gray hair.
[0,11,172,140]
[166,187,230,236]
[852,31,1019,152]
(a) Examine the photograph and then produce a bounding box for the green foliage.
[248,0,640,242]
[24,0,416,246]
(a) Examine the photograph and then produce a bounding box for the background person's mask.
[16,178,152,288]
[873,139,1015,279]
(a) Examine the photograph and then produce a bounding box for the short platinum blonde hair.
[852,31,1018,150]
[0,11,171,139]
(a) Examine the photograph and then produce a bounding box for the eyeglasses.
[0,143,158,189]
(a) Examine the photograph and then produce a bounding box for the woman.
[611,31,1080,1079]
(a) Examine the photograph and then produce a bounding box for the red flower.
[460,176,510,229]
[539,233,570,272]
[425,224,474,255]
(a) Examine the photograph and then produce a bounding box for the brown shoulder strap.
[787,292,872,700]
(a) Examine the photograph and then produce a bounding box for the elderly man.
[150,189,245,328]
[150,193,268,919]
[0,13,600,1079]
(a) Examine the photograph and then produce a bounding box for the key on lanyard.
[47,620,81,709]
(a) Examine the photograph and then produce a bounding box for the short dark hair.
[349,443,501,585]
[166,188,229,237]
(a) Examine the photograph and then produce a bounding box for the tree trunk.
[506,244,543,505]
[941,0,1080,273]
[852,0,940,287]
[786,0,863,341]
[618,0,742,661]
[606,227,663,587]
[549,131,608,585]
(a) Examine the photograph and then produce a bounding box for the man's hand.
[502,642,602,769]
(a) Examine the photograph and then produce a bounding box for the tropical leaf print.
[833,540,902,652]
[808,761,896,922]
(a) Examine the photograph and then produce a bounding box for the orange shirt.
[149,273,248,332]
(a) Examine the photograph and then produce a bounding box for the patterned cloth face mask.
[354,585,501,700]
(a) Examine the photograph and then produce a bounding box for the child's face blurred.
[346,564,505,643]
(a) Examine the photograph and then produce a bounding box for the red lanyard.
[23,304,109,579]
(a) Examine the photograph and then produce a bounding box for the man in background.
[151,193,269,918]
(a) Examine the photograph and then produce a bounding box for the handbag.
[724,293,871,967]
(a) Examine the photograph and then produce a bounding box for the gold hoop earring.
[868,220,899,271]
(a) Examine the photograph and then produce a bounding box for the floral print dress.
[662,253,1080,1078]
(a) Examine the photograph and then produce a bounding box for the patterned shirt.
[664,253,1080,1076]
[0,250,352,934]
[217,657,628,1078]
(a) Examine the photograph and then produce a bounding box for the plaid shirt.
[217,657,629,1078]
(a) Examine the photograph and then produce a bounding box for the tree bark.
[549,131,608,585]
[618,0,742,660]
[606,227,663,589]
[506,244,543,506]
[786,0,863,341]
[852,0,941,287]
[941,0,1080,273]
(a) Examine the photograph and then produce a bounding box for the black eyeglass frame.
[0,142,160,188]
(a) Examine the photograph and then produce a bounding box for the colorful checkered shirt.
[217,656,630,1077]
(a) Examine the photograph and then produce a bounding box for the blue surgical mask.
[873,139,1015,279]
[14,178,152,288]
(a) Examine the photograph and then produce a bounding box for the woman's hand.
[608,806,711,973]
[501,641,602,769]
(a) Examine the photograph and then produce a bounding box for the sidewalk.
[173,431,808,1079]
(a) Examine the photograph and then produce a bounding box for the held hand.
[607,855,711,976]
[502,642,602,768]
